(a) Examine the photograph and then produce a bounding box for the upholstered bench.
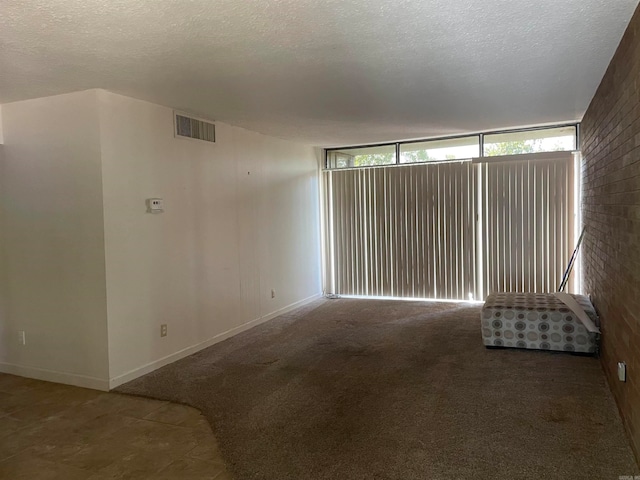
[481,292,600,354]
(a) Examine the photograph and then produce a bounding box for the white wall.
[0,91,110,389]
[96,91,321,387]
[0,144,6,369]
[0,104,4,144]
[0,89,321,389]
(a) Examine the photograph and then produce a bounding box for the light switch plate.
[618,362,627,382]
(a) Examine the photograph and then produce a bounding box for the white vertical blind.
[323,153,574,300]
[478,153,574,295]
[323,161,479,300]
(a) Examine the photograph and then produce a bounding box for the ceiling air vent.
[174,113,216,143]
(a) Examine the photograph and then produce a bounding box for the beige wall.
[98,91,321,386]
[0,90,110,389]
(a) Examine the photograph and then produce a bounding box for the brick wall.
[581,5,640,461]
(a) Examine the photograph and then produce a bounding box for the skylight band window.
[400,135,480,163]
[325,124,577,170]
[326,144,396,169]
[483,126,576,157]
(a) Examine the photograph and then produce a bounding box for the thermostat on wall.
[146,198,164,213]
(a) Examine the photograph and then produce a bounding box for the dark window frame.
[324,124,579,170]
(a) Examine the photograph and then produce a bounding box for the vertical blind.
[478,154,574,295]
[323,162,478,300]
[323,152,575,300]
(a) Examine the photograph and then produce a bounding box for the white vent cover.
[174,112,215,142]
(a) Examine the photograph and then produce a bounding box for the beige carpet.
[118,298,639,479]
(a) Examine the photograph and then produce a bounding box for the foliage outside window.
[400,136,480,163]
[483,126,576,157]
[326,125,577,169]
[327,145,396,169]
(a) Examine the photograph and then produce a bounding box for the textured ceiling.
[1,0,638,146]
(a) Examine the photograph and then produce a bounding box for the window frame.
[326,143,398,169]
[324,123,579,170]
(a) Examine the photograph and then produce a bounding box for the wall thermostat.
[146,198,164,213]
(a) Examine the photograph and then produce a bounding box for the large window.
[483,126,576,157]
[326,144,396,169]
[325,124,578,169]
[400,136,479,163]
[322,152,576,300]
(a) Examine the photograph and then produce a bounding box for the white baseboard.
[108,293,322,390]
[0,362,110,391]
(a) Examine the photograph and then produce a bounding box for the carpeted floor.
[118,298,639,479]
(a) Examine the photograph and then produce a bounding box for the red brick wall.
[581,5,640,461]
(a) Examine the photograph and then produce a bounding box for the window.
[322,152,576,299]
[325,124,578,169]
[400,136,480,163]
[483,126,576,157]
[326,144,396,169]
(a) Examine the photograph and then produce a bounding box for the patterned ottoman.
[481,293,600,354]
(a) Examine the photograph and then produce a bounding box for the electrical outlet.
[160,324,168,337]
[147,198,164,214]
[271,289,276,299]
[18,331,26,345]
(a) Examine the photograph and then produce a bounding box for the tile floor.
[0,373,232,479]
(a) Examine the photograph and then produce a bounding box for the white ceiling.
[1,0,638,147]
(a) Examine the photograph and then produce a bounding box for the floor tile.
[143,402,206,427]
[0,391,30,416]
[124,419,200,455]
[187,433,224,464]
[0,452,93,480]
[58,438,136,471]
[154,457,225,479]
[213,470,234,480]
[8,400,77,423]
[92,449,177,479]
[0,418,53,461]
[0,414,28,439]
[53,413,137,444]
[0,375,45,395]
[21,441,88,464]
[83,393,168,419]
[0,373,230,479]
